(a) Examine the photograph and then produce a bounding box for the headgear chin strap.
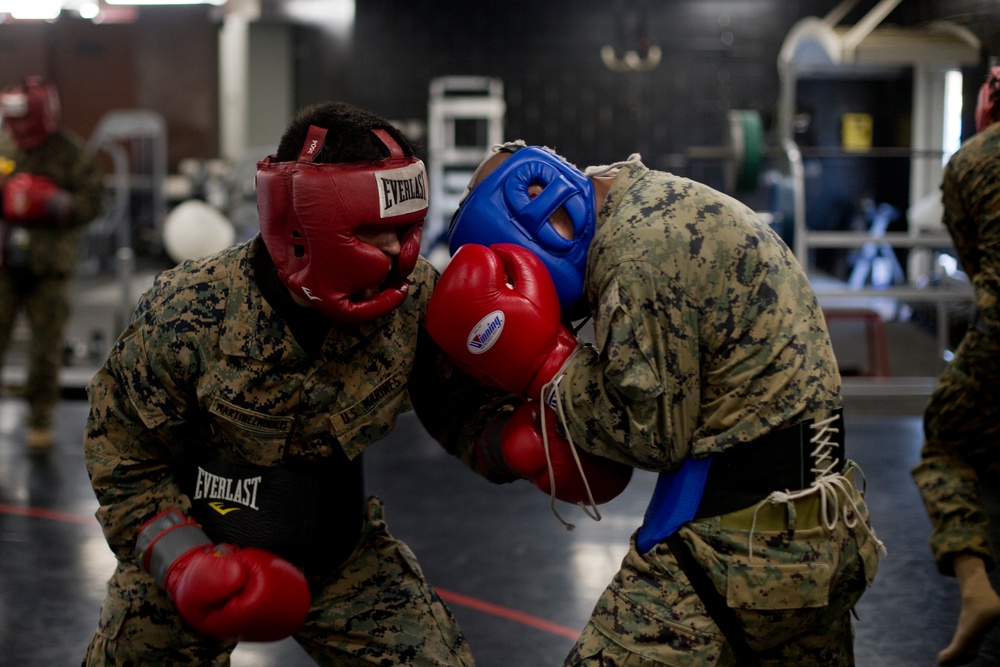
[975,66,1000,133]
[256,126,427,323]
[448,145,596,313]
[0,76,60,150]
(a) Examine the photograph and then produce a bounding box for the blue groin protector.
[448,146,596,313]
[636,456,713,554]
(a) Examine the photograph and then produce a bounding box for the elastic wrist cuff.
[136,511,212,586]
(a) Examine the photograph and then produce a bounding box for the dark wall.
[1,0,997,201]
[339,0,844,173]
[286,0,994,217]
[896,0,1000,56]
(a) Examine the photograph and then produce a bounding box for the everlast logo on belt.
[193,466,262,513]
[375,162,428,217]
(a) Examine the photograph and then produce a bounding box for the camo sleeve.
[84,296,200,562]
[552,163,840,473]
[941,126,1000,335]
[555,262,697,471]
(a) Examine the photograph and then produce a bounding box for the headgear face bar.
[256,126,428,323]
[448,145,596,314]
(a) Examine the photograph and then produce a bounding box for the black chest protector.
[180,246,365,573]
[180,454,365,574]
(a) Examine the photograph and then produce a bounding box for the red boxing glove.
[2,172,71,224]
[501,401,633,505]
[427,243,578,397]
[136,510,311,642]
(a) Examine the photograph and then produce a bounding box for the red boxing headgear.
[975,66,1000,133]
[0,76,60,150]
[256,126,427,323]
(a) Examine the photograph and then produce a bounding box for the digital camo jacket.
[84,237,511,563]
[911,120,1000,575]
[558,160,842,471]
[940,120,1000,337]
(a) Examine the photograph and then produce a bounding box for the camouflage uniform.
[0,130,104,429]
[555,161,881,665]
[83,237,514,666]
[912,121,1000,577]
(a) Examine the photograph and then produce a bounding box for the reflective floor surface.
[1,395,999,666]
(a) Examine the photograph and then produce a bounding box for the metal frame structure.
[775,0,980,386]
[425,76,505,257]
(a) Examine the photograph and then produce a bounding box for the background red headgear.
[0,76,61,150]
[256,126,427,324]
[974,66,1000,134]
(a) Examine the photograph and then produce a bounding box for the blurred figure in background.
[912,65,1000,666]
[0,75,104,452]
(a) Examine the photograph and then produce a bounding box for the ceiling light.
[0,0,63,19]
[105,0,226,5]
[77,2,100,19]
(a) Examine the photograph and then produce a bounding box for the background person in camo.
[425,141,885,666]
[911,65,1000,667]
[82,101,531,666]
[0,75,104,453]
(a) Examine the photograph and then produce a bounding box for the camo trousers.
[83,497,474,666]
[0,269,70,429]
[912,327,1000,576]
[565,463,881,666]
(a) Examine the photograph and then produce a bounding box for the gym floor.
[1,273,998,666]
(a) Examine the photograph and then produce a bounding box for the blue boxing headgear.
[448,145,596,313]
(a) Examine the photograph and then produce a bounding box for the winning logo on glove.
[467,310,505,354]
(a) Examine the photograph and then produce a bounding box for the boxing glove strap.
[135,510,212,586]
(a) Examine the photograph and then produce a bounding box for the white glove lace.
[538,354,603,531]
[747,414,887,560]
[583,153,642,177]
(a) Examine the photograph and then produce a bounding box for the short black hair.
[274,101,416,163]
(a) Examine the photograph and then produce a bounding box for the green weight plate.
[737,109,764,191]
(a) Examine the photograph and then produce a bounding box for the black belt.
[695,408,845,519]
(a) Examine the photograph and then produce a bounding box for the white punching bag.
[163,199,237,264]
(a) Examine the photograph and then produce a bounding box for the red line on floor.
[436,587,580,640]
[0,503,580,641]
[0,502,99,526]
